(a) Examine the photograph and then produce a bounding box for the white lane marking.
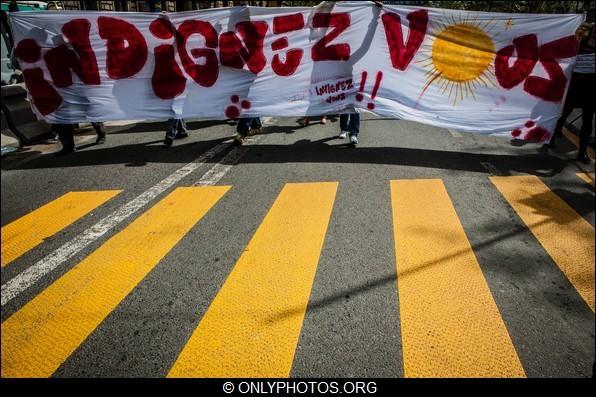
[448,129,463,138]
[1,118,276,306]
[194,120,273,186]
[194,117,275,186]
[1,141,232,307]
[195,146,250,186]
[480,161,500,175]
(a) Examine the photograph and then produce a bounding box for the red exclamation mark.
[367,71,383,110]
[356,71,368,102]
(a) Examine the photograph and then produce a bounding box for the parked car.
[0,2,48,12]
[0,10,21,86]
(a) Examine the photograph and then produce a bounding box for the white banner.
[9,2,584,141]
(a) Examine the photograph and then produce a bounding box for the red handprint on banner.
[225,95,251,119]
[511,120,551,142]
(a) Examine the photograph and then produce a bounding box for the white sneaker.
[339,131,348,139]
[349,135,358,145]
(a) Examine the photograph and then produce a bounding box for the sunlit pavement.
[1,115,594,378]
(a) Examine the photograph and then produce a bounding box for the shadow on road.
[1,120,581,180]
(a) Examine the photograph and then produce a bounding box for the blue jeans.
[165,119,187,139]
[237,117,262,137]
[340,113,360,136]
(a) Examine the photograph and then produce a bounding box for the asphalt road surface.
[1,115,594,378]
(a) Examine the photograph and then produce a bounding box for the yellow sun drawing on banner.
[418,15,499,105]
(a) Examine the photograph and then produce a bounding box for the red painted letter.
[495,34,539,90]
[44,19,100,87]
[524,35,578,102]
[311,13,351,61]
[98,16,148,79]
[271,13,304,76]
[496,34,578,102]
[381,10,427,71]
[150,17,186,99]
[15,39,62,115]
[219,21,268,74]
[23,69,63,115]
[176,19,219,87]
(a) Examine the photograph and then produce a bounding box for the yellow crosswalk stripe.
[390,179,525,378]
[168,182,338,378]
[1,186,230,378]
[576,172,595,187]
[491,175,595,312]
[1,191,121,267]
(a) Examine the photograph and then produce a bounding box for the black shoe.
[164,136,174,147]
[55,146,75,156]
[577,153,591,164]
[96,135,106,144]
[175,131,189,140]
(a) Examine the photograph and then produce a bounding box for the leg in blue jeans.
[340,114,349,132]
[348,113,360,136]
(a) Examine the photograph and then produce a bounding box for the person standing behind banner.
[54,122,106,156]
[339,112,360,146]
[551,23,595,164]
[164,118,189,147]
[93,122,106,144]
[53,123,75,156]
[297,115,327,127]
[234,117,262,145]
[309,1,381,147]
[337,1,382,147]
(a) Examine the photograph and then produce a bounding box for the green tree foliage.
[421,1,593,13]
[280,1,595,18]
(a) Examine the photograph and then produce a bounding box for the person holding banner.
[7,2,585,145]
[297,115,327,127]
[308,1,381,147]
[551,22,595,164]
[54,122,106,156]
[339,112,360,145]
[53,124,75,156]
[164,118,189,147]
[234,117,262,146]
[93,122,107,144]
